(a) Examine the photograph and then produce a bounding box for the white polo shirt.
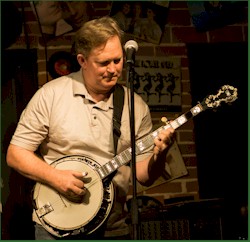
[10,69,153,236]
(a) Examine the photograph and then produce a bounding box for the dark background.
[187,42,248,239]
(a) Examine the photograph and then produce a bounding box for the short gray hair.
[74,16,124,58]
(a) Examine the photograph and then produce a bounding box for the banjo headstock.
[201,85,238,110]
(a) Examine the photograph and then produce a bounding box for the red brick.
[144,182,182,194]
[181,71,190,82]
[24,10,37,22]
[25,23,40,35]
[209,26,244,42]
[155,46,187,56]
[13,36,38,48]
[181,93,192,106]
[172,27,208,43]
[181,57,189,68]
[39,34,74,47]
[137,46,154,56]
[180,106,192,113]
[182,156,197,166]
[167,9,191,26]
[37,61,47,72]
[186,168,198,178]
[170,1,188,9]
[92,2,112,9]
[186,181,199,192]
[149,195,165,204]
[179,131,195,142]
[178,144,196,155]
[38,74,50,87]
[37,48,72,61]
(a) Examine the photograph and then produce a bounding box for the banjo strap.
[113,84,124,155]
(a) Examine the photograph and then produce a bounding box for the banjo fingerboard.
[97,102,204,180]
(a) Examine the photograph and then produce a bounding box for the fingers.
[71,171,89,196]
[54,169,89,202]
[155,128,174,145]
[73,171,88,179]
[73,186,87,196]
[154,128,175,154]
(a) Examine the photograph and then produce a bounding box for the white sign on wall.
[134,57,182,112]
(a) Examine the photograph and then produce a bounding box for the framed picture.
[188,1,246,32]
[30,1,94,43]
[110,1,169,44]
[134,56,182,112]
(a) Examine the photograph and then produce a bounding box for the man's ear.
[77,54,86,69]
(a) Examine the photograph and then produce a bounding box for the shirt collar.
[71,69,88,96]
[71,69,114,110]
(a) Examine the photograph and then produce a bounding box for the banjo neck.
[96,84,237,180]
[96,102,204,180]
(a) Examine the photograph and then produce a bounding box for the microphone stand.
[126,60,139,240]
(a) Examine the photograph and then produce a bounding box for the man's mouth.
[104,76,117,81]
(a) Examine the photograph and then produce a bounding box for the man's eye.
[100,61,109,66]
[114,59,121,64]
[99,59,121,66]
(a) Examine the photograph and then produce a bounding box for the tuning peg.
[161,116,169,125]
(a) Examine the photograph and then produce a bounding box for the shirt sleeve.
[135,101,154,162]
[10,86,52,151]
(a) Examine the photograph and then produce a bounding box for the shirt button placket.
[92,109,97,126]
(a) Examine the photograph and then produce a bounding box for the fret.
[191,103,203,116]
[97,167,106,178]
[136,140,145,153]
[104,163,113,174]
[111,158,119,169]
[137,134,153,151]
[113,156,122,166]
[176,114,187,126]
[120,152,128,163]
[143,135,154,148]
[170,120,179,130]
[123,149,131,161]
[162,124,171,130]
[116,154,125,165]
[107,161,116,173]
[152,130,158,138]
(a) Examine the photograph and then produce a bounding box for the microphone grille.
[124,40,138,52]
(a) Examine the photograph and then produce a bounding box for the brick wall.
[8,1,248,204]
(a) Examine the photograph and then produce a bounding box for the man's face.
[81,35,124,94]
[35,1,62,25]
[122,4,131,15]
[60,2,90,30]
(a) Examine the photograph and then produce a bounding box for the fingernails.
[82,187,87,195]
[82,171,88,177]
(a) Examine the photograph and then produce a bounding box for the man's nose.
[107,62,115,73]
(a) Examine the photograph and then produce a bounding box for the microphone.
[124,40,138,64]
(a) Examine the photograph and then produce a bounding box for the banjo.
[33,85,237,238]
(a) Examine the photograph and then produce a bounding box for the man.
[6,16,174,240]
